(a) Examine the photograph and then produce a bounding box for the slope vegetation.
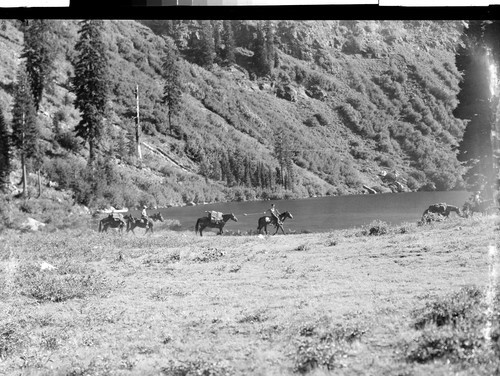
[0,19,468,210]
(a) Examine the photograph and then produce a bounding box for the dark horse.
[195,213,238,236]
[125,212,164,235]
[257,211,293,235]
[98,215,126,234]
[462,199,496,218]
[421,203,462,223]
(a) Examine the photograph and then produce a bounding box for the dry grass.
[0,215,498,375]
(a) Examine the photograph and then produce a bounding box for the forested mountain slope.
[0,19,469,209]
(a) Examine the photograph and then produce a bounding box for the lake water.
[140,191,471,234]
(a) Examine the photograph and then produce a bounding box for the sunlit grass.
[0,215,497,375]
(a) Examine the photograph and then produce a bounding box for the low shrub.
[292,319,366,373]
[192,247,224,263]
[0,320,24,359]
[238,309,268,324]
[405,286,500,367]
[292,338,345,373]
[412,286,483,330]
[15,261,108,303]
[366,220,389,236]
[160,359,234,376]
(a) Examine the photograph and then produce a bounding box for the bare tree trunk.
[21,152,27,197]
[136,84,142,160]
[21,113,27,198]
[37,169,41,198]
[168,111,172,136]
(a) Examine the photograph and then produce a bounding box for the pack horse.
[195,211,238,236]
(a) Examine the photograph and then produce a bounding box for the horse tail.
[98,220,102,233]
[195,219,200,234]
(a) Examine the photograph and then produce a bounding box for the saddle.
[207,211,223,224]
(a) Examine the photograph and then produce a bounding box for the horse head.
[230,213,238,222]
[282,211,293,220]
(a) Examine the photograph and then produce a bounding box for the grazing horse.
[195,213,238,236]
[125,212,164,235]
[421,203,462,224]
[257,211,293,235]
[99,215,126,234]
[462,199,495,218]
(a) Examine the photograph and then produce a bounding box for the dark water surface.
[144,191,471,234]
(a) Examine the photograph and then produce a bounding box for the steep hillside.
[0,19,468,210]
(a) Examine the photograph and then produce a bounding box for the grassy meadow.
[0,215,499,375]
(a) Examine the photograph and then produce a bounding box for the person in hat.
[266,203,282,227]
[141,205,149,224]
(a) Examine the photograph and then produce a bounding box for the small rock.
[21,217,46,232]
[40,261,56,271]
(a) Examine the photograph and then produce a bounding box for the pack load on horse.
[257,210,293,235]
[195,212,238,236]
[125,212,164,235]
[420,203,462,224]
[206,211,223,224]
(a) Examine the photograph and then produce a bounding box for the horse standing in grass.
[125,212,164,235]
[420,203,462,224]
[195,213,238,236]
[98,215,126,234]
[257,211,293,235]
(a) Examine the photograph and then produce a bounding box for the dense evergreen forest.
[0,19,498,220]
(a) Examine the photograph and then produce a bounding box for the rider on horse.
[141,205,149,224]
[266,203,282,227]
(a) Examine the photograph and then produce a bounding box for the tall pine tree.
[11,64,39,197]
[193,20,215,68]
[220,20,235,66]
[162,38,183,136]
[0,108,10,193]
[72,20,109,165]
[252,23,272,77]
[21,19,56,112]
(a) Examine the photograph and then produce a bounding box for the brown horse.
[98,215,126,234]
[125,212,164,235]
[462,199,496,218]
[257,211,293,235]
[195,213,238,236]
[421,203,462,224]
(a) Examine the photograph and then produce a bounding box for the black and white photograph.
[0,4,499,375]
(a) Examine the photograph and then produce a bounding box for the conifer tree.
[244,157,252,187]
[11,64,39,197]
[162,38,183,135]
[264,21,276,71]
[0,108,10,193]
[220,20,236,65]
[21,19,56,112]
[252,23,272,77]
[211,157,222,181]
[72,20,109,165]
[194,20,215,68]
